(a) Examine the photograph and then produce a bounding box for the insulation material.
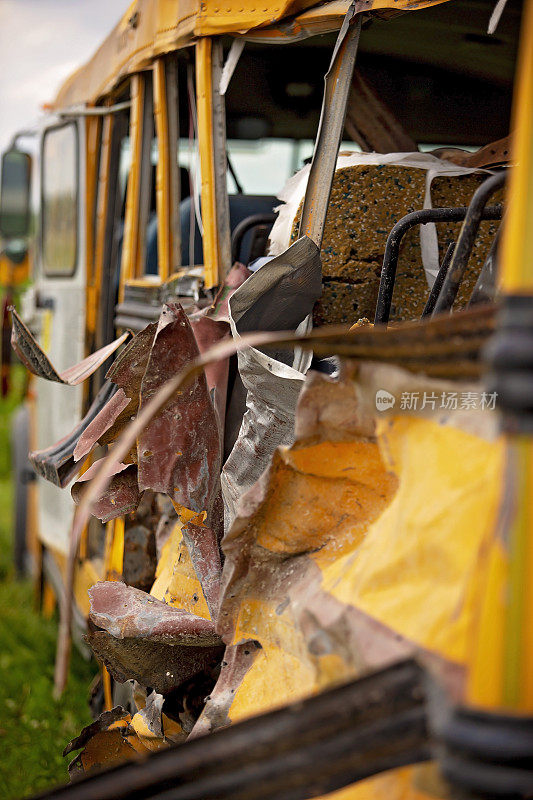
[195,362,505,800]
[269,153,500,325]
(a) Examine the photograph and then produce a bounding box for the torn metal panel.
[151,517,214,620]
[72,462,142,523]
[87,631,224,696]
[180,519,222,620]
[29,380,117,487]
[221,236,322,530]
[59,661,429,800]
[63,706,146,777]
[129,687,186,745]
[63,706,131,757]
[74,388,131,462]
[229,237,321,337]
[130,691,166,751]
[190,315,229,433]
[105,321,157,389]
[10,308,130,384]
[137,304,221,520]
[99,322,159,462]
[89,581,222,644]
[205,359,504,780]
[87,582,225,694]
[298,7,361,248]
[208,262,252,323]
[190,641,263,738]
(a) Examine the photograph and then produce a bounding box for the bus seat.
[145,194,278,274]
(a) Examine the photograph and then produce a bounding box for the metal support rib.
[299,5,361,249]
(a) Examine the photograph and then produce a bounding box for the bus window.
[41,122,78,275]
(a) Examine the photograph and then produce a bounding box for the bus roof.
[52,0,449,110]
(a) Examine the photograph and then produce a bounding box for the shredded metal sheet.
[72,461,142,522]
[89,581,222,644]
[87,581,224,694]
[28,380,117,487]
[137,304,222,527]
[74,388,131,462]
[10,307,130,385]
[221,236,322,530]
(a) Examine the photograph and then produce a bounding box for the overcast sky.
[0,0,131,152]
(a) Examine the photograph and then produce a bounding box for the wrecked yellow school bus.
[1,0,532,796]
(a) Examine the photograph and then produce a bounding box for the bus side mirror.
[0,149,32,240]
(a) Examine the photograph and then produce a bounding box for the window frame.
[40,119,80,278]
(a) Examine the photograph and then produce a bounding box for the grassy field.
[0,372,96,799]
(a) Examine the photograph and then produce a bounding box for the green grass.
[0,370,96,799]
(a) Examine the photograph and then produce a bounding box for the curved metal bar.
[374,205,503,326]
[468,227,502,307]
[421,240,455,318]
[230,213,276,264]
[433,171,506,315]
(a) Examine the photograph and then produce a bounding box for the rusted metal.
[32,659,429,800]
[69,302,498,563]
[122,524,157,592]
[86,581,224,694]
[74,388,131,463]
[63,707,131,758]
[56,304,496,698]
[87,631,223,696]
[180,519,222,619]
[137,304,221,524]
[72,462,142,523]
[190,641,263,738]
[103,321,158,460]
[29,380,117,487]
[10,307,130,384]
[63,707,139,778]
[89,581,221,644]
[421,241,455,319]
[433,134,512,169]
[190,315,230,433]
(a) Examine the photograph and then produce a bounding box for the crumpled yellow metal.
[212,366,505,799]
